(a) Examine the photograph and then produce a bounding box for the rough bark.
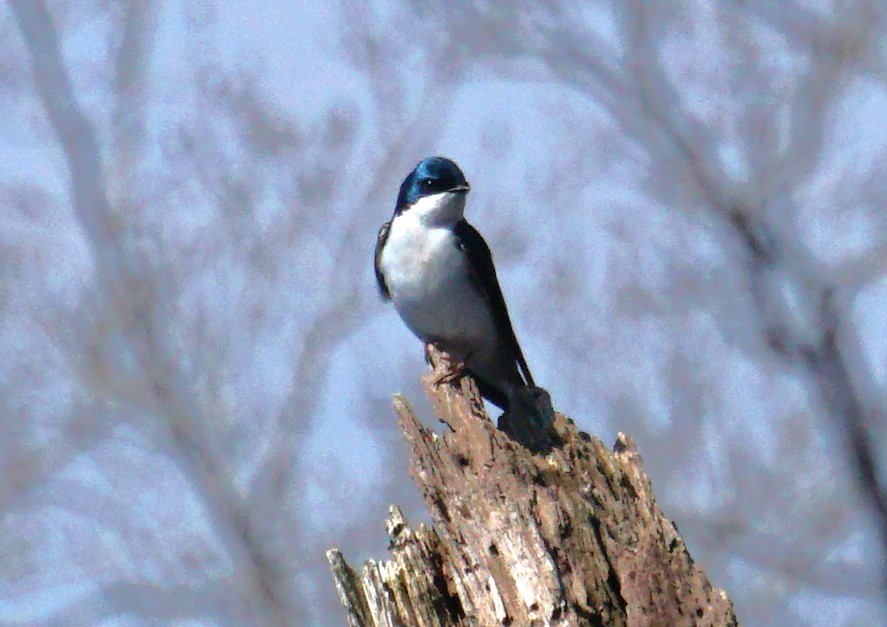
[328,350,737,626]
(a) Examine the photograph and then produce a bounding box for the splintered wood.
[327,350,737,626]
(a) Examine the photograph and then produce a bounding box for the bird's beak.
[450,183,470,194]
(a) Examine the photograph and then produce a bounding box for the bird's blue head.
[395,156,470,218]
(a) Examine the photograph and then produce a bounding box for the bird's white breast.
[380,211,495,351]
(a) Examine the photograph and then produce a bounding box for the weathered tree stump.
[327,350,737,626]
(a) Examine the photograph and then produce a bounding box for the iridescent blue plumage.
[395,156,470,214]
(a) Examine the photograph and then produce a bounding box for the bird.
[374,156,535,412]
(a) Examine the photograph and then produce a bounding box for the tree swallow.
[374,156,535,411]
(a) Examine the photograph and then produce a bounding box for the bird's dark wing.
[374,220,392,300]
[453,219,534,386]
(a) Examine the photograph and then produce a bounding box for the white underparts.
[404,191,466,227]
[380,192,522,403]
[381,208,494,351]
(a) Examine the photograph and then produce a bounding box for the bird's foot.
[424,343,435,365]
[432,350,473,387]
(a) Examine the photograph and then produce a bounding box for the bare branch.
[109,0,156,204]
[9,3,293,622]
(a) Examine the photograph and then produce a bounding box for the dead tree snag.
[328,350,737,626]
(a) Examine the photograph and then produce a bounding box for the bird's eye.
[423,178,434,187]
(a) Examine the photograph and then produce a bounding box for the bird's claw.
[432,350,473,386]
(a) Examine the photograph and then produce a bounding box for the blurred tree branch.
[9,2,291,622]
[109,0,155,205]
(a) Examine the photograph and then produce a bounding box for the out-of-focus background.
[2,1,886,625]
